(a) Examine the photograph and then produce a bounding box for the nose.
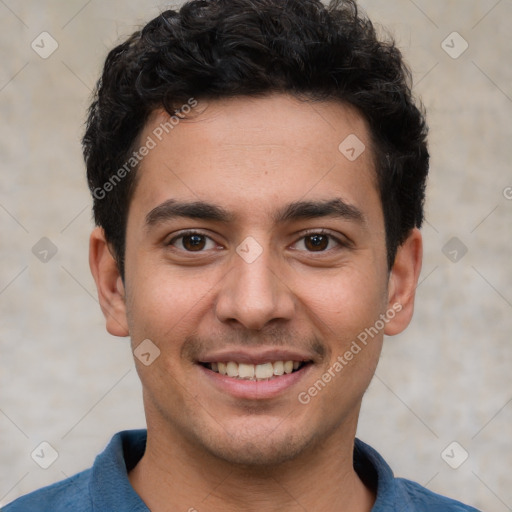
[214,244,296,331]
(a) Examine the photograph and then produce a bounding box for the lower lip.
[198,364,312,400]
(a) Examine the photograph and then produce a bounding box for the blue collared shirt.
[3,430,481,511]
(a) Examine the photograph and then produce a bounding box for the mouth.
[199,360,310,381]
[196,348,316,399]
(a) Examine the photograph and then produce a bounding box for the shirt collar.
[90,429,149,511]
[89,430,402,511]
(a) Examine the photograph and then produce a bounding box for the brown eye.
[292,232,344,253]
[168,232,217,252]
[304,234,330,251]
[181,234,206,251]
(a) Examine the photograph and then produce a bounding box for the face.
[92,94,420,467]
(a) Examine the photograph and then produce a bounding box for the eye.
[168,231,218,252]
[292,231,343,252]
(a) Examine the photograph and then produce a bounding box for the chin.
[198,421,320,468]
[210,439,305,467]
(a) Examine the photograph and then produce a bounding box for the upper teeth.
[210,361,301,379]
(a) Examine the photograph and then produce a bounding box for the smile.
[202,360,307,381]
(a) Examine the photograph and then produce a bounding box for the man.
[4,0,481,510]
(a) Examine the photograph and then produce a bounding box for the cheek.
[125,260,219,344]
[292,262,388,328]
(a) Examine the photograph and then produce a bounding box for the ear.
[384,228,423,336]
[89,227,129,337]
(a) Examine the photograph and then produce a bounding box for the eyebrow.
[145,199,234,227]
[273,198,364,224]
[145,198,365,229]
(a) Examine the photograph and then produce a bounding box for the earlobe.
[384,228,423,336]
[89,227,130,337]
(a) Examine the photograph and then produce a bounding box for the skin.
[90,94,422,512]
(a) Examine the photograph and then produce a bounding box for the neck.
[129,421,375,512]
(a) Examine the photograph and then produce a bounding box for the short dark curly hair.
[83,0,429,277]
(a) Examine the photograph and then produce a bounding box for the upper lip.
[197,347,315,365]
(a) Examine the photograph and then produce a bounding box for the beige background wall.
[1,1,511,510]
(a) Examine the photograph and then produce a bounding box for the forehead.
[129,94,380,226]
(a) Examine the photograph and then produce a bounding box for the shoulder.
[2,469,93,512]
[354,439,482,512]
[2,430,148,512]
[395,477,482,511]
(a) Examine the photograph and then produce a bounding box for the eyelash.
[168,230,219,252]
[167,229,347,253]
